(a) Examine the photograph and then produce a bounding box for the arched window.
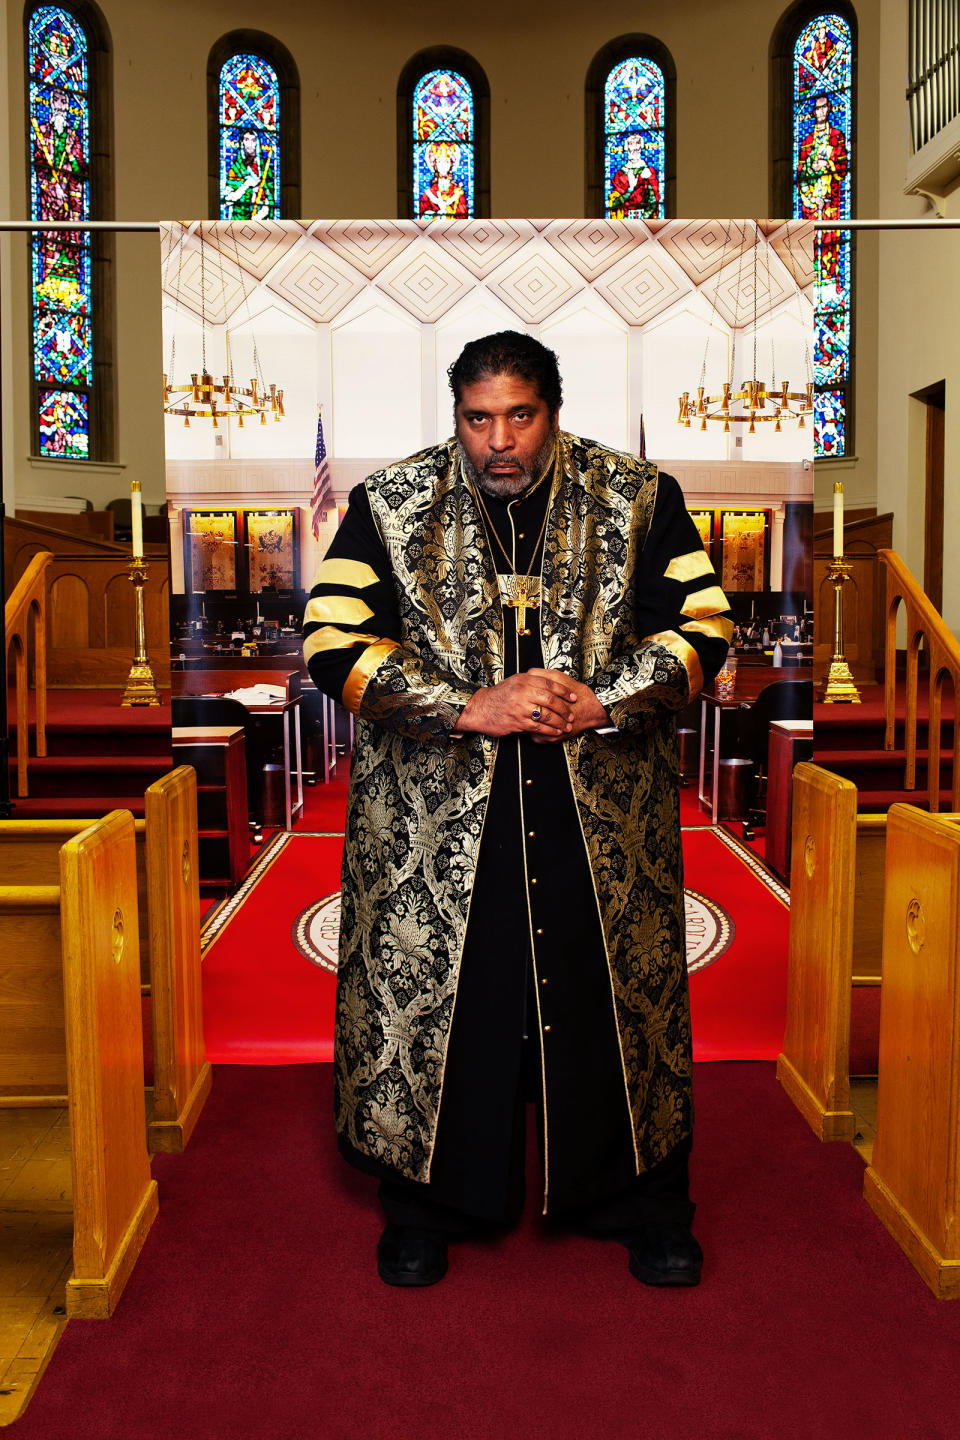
[207,31,300,220]
[398,48,490,219]
[586,37,676,219]
[26,2,111,460]
[773,4,856,457]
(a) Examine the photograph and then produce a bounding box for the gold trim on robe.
[680,615,735,643]
[644,630,705,699]
[304,627,381,665]
[679,585,730,620]
[342,639,401,713]
[664,550,715,582]
[311,557,380,589]
[304,595,375,627]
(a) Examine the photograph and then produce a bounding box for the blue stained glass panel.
[814,390,845,456]
[792,14,852,456]
[35,311,93,385]
[604,58,666,220]
[28,6,92,456]
[38,387,89,459]
[219,53,280,220]
[413,69,474,218]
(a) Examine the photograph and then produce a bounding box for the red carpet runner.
[684,827,789,1060]
[200,832,341,1062]
[200,816,789,1064]
[12,1062,960,1440]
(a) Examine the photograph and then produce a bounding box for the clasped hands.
[453,668,609,742]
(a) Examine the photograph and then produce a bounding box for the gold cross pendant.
[499,574,541,636]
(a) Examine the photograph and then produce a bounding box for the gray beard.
[457,433,556,499]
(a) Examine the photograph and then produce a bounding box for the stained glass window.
[792,13,853,457]
[413,69,474,219]
[603,57,666,220]
[219,52,280,220]
[28,6,92,459]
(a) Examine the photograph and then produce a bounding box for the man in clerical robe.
[304,332,731,1289]
[795,93,848,221]
[608,131,661,218]
[224,128,274,220]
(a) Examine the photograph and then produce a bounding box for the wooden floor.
[0,1108,72,1427]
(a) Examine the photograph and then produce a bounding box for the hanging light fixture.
[677,220,813,435]
[162,221,284,429]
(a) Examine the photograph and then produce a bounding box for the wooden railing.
[879,548,960,812]
[4,551,52,797]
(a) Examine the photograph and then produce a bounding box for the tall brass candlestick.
[818,555,861,703]
[121,555,160,707]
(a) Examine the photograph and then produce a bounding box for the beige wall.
[9,0,960,630]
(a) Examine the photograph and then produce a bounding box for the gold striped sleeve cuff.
[311,558,380,589]
[645,630,705,700]
[303,595,375,627]
[664,550,715,583]
[342,640,402,714]
[680,584,730,620]
[303,626,381,665]
[680,615,735,643]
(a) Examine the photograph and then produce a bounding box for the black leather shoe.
[377,1223,448,1287]
[628,1223,703,1287]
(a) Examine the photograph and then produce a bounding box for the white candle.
[833,481,843,558]
[130,481,144,558]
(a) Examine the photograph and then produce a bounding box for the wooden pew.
[0,811,158,1316]
[0,817,151,991]
[863,804,960,1297]
[0,766,211,1153]
[777,762,888,1139]
[144,766,212,1152]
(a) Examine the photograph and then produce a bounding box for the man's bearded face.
[455,374,558,499]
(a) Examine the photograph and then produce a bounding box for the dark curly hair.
[447,331,563,416]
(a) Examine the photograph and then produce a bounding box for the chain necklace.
[469,442,559,636]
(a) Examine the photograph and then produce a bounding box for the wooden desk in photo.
[243,694,304,831]
[697,668,813,825]
[171,725,249,888]
[765,719,814,882]
[174,668,304,831]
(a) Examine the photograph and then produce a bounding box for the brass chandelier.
[162,368,284,429]
[678,378,813,434]
[162,221,284,429]
[677,220,813,436]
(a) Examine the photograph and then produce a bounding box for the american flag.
[311,410,333,539]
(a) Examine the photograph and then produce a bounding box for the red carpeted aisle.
[200,833,342,1062]
[684,828,789,1060]
[11,1062,960,1440]
[200,764,789,1064]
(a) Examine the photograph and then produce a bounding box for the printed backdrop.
[159,218,814,591]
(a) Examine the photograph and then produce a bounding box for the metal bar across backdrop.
[2,219,960,233]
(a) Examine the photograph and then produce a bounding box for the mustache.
[478,454,523,470]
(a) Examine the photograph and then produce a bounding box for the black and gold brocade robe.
[303,432,731,1214]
